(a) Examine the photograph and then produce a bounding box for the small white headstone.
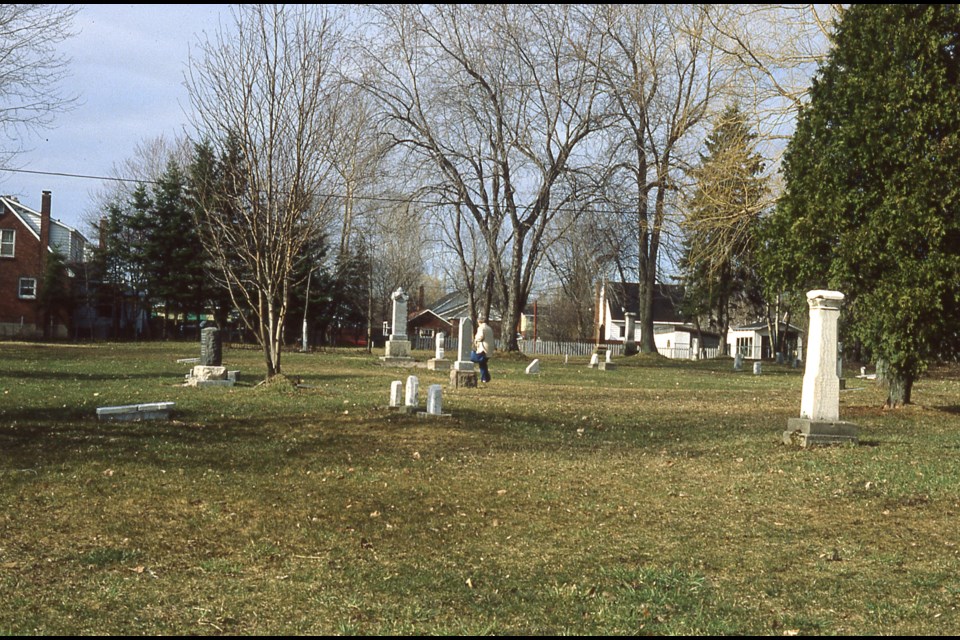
[753,361,762,375]
[435,332,445,360]
[733,354,743,371]
[390,380,403,407]
[405,375,419,407]
[605,350,612,363]
[525,359,540,374]
[426,384,442,415]
[589,353,599,368]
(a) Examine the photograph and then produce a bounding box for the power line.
[1,165,666,218]
[3,166,162,186]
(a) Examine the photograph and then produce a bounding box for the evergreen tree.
[682,105,767,352]
[762,5,960,407]
[142,160,208,337]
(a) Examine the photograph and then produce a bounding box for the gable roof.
[603,282,686,324]
[0,195,89,262]
[419,290,504,323]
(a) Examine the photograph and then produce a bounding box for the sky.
[0,4,230,236]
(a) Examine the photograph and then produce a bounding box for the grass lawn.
[2,341,960,634]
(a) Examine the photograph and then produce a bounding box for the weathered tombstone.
[623,312,638,356]
[427,331,450,371]
[525,359,541,375]
[450,317,477,389]
[589,353,599,369]
[776,351,785,365]
[753,361,762,375]
[389,380,403,407]
[733,353,743,371]
[200,326,222,367]
[405,375,419,407]
[426,384,442,415]
[381,287,413,363]
[783,290,858,447]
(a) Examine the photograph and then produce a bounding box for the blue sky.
[0,5,229,236]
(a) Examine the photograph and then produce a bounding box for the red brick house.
[0,191,88,338]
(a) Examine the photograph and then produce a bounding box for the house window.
[736,336,753,356]
[0,229,13,257]
[18,277,37,300]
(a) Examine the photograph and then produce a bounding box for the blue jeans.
[477,353,491,383]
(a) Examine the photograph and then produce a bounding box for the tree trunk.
[884,369,913,408]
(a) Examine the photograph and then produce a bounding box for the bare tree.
[588,4,737,353]
[0,4,78,169]
[83,134,193,232]
[185,5,344,379]
[361,4,607,351]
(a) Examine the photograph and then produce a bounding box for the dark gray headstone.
[200,327,222,366]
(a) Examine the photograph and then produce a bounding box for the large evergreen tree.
[763,4,960,407]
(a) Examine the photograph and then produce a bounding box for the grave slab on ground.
[97,402,175,422]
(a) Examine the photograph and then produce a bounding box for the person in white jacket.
[474,316,494,383]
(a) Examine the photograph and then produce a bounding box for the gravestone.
[426,385,442,414]
[200,327,222,367]
[753,361,762,375]
[427,331,450,371]
[381,287,413,363]
[733,353,743,371]
[599,349,616,371]
[623,312,638,356]
[589,353,599,369]
[405,375,419,407]
[525,359,541,375]
[450,317,477,389]
[783,290,858,447]
[389,380,403,408]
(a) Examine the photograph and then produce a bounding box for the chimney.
[40,190,51,271]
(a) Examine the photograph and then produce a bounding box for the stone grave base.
[783,417,858,448]
[184,365,238,387]
[427,358,450,371]
[598,362,616,371]
[450,370,477,389]
[389,405,417,414]
[417,411,452,419]
[383,339,411,359]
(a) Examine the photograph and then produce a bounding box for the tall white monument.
[427,331,450,371]
[783,290,858,447]
[381,287,413,363]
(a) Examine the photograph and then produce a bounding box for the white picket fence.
[410,335,721,360]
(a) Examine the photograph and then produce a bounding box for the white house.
[595,281,721,359]
[726,321,803,361]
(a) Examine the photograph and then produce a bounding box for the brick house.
[0,191,89,338]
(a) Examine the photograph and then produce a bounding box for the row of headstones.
[389,375,447,416]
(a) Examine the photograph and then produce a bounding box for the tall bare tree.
[0,4,78,169]
[361,4,607,351]
[588,4,736,353]
[185,5,344,379]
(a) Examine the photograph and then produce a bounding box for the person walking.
[474,315,494,383]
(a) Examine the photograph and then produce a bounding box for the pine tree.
[763,5,960,407]
[682,105,767,352]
